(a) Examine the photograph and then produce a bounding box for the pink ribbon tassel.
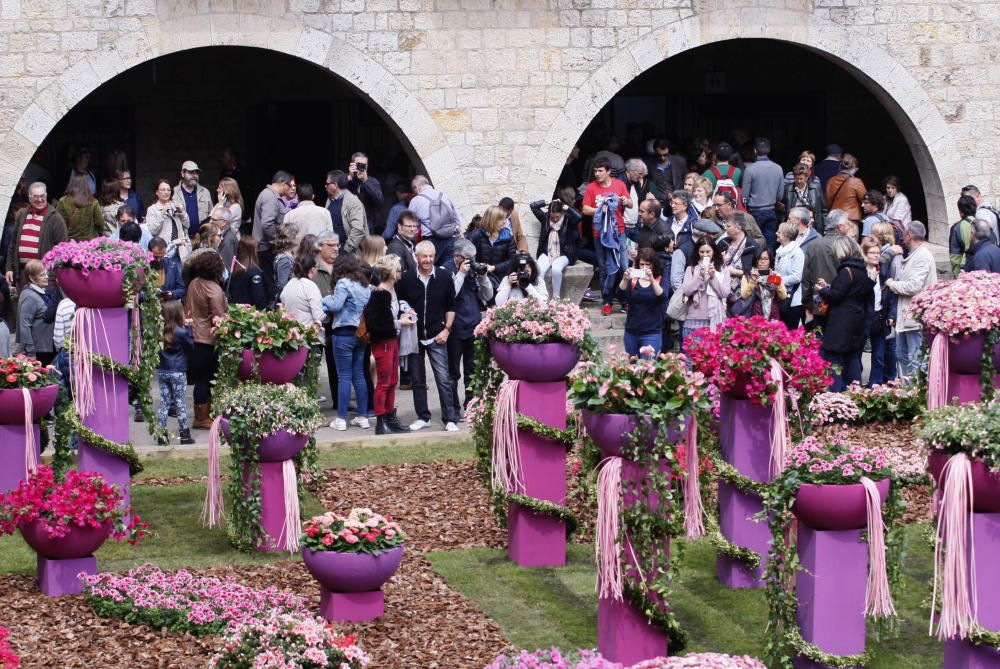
[932,453,978,640]
[861,476,895,618]
[201,416,225,528]
[23,388,37,475]
[769,358,789,479]
[683,416,705,540]
[927,332,949,411]
[596,456,624,601]
[491,380,522,493]
[276,459,301,553]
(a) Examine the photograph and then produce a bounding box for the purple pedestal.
[0,424,41,494]
[598,594,669,665]
[258,461,292,552]
[942,513,1000,668]
[37,555,96,596]
[507,380,567,567]
[319,589,384,622]
[76,307,131,506]
[718,394,773,588]
[945,640,1000,668]
[794,525,867,668]
[947,372,997,406]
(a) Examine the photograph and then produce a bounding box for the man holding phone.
[347,151,384,235]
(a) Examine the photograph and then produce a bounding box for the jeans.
[372,338,399,416]
[157,370,189,431]
[867,320,897,387]
[333,333,368,419]
[431,236,455,267]
[536,254,570,299]
[53,349,72,399]
[624,330,662,357]
[409,340,459,424]
[822,349,863,392]
[594,232,627,305]
[751,207,778,256]
[0,321,9,357]
[448,335,477,410]
[896,329,924,380]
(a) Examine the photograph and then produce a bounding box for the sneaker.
[620,303,629,313]
[330,418,347,431]
[583,289,600,302]
[351,416,371,429]
[445,422,459,432]
[409,419,429,431]
[318,395,328,403]
[601,303,613,316]
[134,407,145,423]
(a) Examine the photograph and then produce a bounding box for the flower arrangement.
[474,299,592,345]
[302,509,405,554]
[0,355,59,390]
[0,466,146,544]
[213,303,322,355]
[570,352,709,416]
[629,655,765,669]
[81,563,311,636]
[909,270,1000,338]
[845,380,923,423]
[687,316,830,407]
[209,611,369,668]
[782,435,896,483]
[0,626,18,668]
[917,399,1000,470]
[807,392,860,425]
[43,238,150,300]
[484,648,618,669]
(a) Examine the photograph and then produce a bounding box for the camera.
[758,269,770,277]
[470,261,488,275]
[355,162,366,172]
[516,256,531,288]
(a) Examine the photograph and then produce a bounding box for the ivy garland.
[981,328,999,403]
[969,626,1000,651]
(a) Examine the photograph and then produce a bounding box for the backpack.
[417,190,458,238]
[710,165,746,211]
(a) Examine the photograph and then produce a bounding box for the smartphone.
[759,269,770,277]
[629,268,645,279]
[701,257,710,269]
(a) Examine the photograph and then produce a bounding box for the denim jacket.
[322,278,371,329]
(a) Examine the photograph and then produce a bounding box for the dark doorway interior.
[25,46,422,220]
[573,38,927,225]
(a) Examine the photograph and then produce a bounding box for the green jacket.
[57,196,104,241]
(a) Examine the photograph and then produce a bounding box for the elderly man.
[964,219,1000,273]
[172,160,213,237]
[801,208,850,331]
[885,221,938,378]
[5,182,68,289]
[396,240,460,432]
[624,158,663,228]
[209,205,239,270]
[325,170,367,257]
[788,206,821,253]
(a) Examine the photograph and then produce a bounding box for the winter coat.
[57,196,104,241]
[227,265,269,310]
[888,243,937,332]
[530,202,580,265]
[782,182,826,234]
[819,257,874,354]
[468,227,517,277]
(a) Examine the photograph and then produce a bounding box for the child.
[157,299,195,445]
[16,260,56,365]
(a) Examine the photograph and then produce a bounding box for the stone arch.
[2,14,469,216]
[526,9,960,243]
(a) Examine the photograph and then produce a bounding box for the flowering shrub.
[213,303,322,354]
[687,316,830,407]
[209,611,369,668]
[0,626,18,668]
[302,509,405,554]
[630,655,765,668]
[0,355,60,391]
[474,299,591,345]
[81,563,311,636]
[0,466,146,544]
[784,435,896,483]
[917,399,1000,470]
[844,380,923,423]
[570,352,709,415]
[808,392,860,425]
[217,383,323,439]
[484,648,618,668]
[909,270,1000,337]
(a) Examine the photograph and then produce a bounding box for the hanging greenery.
[981,328,999,402]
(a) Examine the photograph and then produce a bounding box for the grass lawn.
[428,525,942,667]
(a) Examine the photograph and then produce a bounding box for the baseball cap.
[181,160,201,172]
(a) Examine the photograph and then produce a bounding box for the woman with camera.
[363,253,413,435]
[618,247,666,356]
[734,247,787,320]
[681,238,728,349]
[146,178,192,261]
[495,252,548,306]
[530,199,579,300]
[468,205,518,294]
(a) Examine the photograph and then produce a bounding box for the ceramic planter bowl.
[220,417,310,463]
[237,347,309,384]
[927,450,1000,512]
[793,478,891,530]
[301,545,404,592]
[19,518,113,559]
[0,384,59,424]
[56,267,128,308]
[490,341,579,382]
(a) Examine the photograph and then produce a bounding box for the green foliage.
[917,399,1000,469]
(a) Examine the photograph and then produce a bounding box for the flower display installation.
[918,399,1000,471]
[474,298,592,345]
[302,509,405,554]
[571,351,709,416]
[0,626,19,669]
[909,270,1000,338]
[0,466,146,544]
[213,303,321,355]
[81,563,311,636]
[42,237,150,291]
[209,611,370,668]
[0,355,61,481]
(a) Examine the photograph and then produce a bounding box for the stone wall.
[0,0,991,245]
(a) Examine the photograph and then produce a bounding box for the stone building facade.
[0,0,991,244]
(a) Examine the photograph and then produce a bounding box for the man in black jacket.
[387,209,418,275]
[396,240,460,431]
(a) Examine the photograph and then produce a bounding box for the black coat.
[364,288,398,343]
[396,267,456,341]
[819,257,874,354]
[468,228,517,277]
[387,235,417,276]
[530,202,579,264]
[227,265,269,310]
[782,182,826,234]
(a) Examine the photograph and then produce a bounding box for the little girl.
[157,299,195,445]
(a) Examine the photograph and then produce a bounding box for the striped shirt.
[53,297,77,350]
[18,210,44,264]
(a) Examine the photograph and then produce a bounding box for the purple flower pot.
[56,267,128,308]
[490,341,579,382]
[946,333,1000,376]
[580,410,683,460]
[19,519,113,559]
[927,451,1000,512]
[793,478,890,530]
[302,546,404,592]
[220,417,310,462]
[236,347,309,384]
[0,384,59,424]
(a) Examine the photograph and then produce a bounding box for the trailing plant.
[982,327,999,403]
[214,384,323,552]
[301,508,405,554]
[916,399,1000,470]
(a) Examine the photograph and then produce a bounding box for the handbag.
[355,306,371,342]
[666,289,690,321]
[730,291,757,317]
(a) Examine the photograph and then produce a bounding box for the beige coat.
[889,242,937,333]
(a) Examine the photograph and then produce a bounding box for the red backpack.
[710,165,746,211]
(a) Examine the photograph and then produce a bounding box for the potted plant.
[212,304,322,384]
[0,466,146,559]
[0,355,60,424]
[687,316,830,405]
[203,383,322,551]
[475,299,591,382]
[43,238,150,308]
[919,399,1000,512]
[910,270,1000,375]
[300,508,406,607]
[208,611,370,669]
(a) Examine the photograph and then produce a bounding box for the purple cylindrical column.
[717,393,772,588]
[944,512,1000,668]
[0,425,41,494]
[76,307,132,506]
[258,461,289,552]
[507,380,567,567]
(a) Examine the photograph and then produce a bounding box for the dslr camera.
[355,161,366,172]
[516,255,531,289]
[470,260,489,275]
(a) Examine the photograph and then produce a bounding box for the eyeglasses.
[29,193,46,199]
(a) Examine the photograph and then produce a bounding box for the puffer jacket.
[468,227,517,277]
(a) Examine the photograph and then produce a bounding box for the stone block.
[13,103,55,146]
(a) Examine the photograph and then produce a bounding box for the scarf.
[547,217,563,258]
